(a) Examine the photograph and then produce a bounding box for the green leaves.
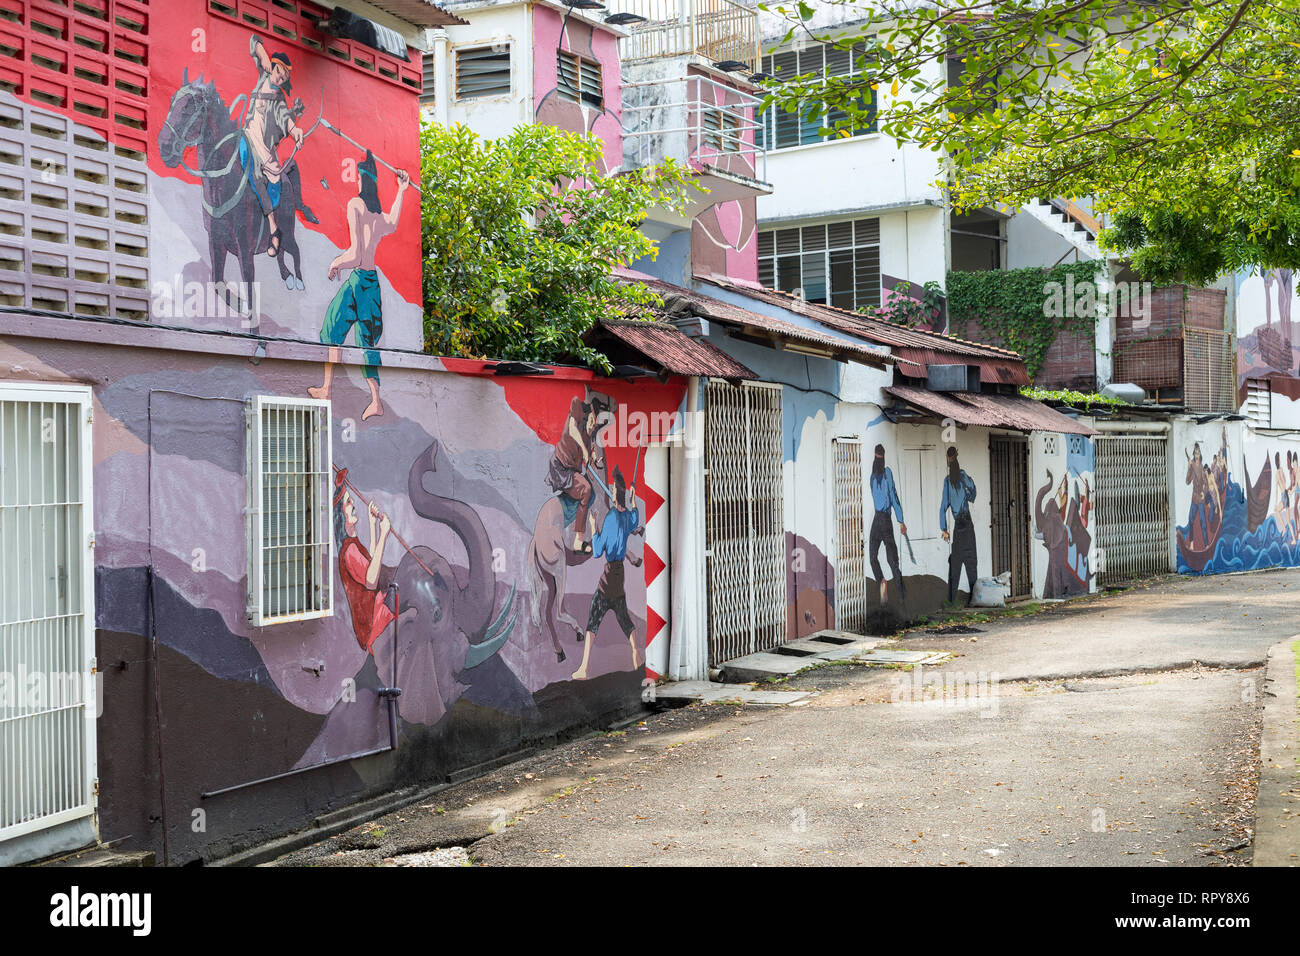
[760,0,1300,278]
[947,261,1103,378]
[419,121,691,372]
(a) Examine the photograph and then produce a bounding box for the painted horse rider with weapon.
[241,36,305,259]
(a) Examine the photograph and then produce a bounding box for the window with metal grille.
[757,44,877,150]
[1246,378,1272,427]
[455,45,511,99]
[0,383,97,847]
[757,218,881,311]
[556,50,602,108]
[248,397,332,626]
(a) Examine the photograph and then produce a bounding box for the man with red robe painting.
[333,469,396,654]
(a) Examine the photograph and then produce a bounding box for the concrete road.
[273,569,1300,867]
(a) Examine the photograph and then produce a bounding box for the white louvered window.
[557,50,603,108]
[1246,378,1272,427]
[420,51,436,107]
[248,397,332,627]
[455,45,511,99]
[758,218,881,311]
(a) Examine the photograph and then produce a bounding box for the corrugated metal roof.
[596,320,758,379]
[696,276,1031,384]
[363,0,469,27]
[625,276,893,369]
[885,386,1098,436]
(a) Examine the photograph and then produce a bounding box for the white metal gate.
[833,438,868,633]
[1094,434,1171,585]
[704,380,785,665]
[0,384,97,845]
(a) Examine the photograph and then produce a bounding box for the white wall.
[433,2,535,140]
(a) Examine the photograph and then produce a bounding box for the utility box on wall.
[927,364,981,392]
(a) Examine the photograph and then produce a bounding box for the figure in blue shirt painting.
[571,467,644,681]
[940,446,978,606]
[868,444,908,605]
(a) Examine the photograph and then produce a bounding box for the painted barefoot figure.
[309,151,410,420]
[571,467,644,681]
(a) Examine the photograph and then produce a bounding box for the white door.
[0,383,97,847]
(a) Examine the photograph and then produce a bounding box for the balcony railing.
[611,0,760,70]
[622,73,766,184]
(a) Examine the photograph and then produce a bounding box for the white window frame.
[247,396,333,627]
[758,217,882,311]
[0,381,98,844]
[758,43,878,151]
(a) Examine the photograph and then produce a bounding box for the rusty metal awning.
[359,0,469,27]
[617,274,893,370]
[593,320,758,379]
[695,275,1026,383]
[886,386,1098,436]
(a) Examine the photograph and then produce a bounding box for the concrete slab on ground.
[854,649,950,665]
[654,680,811,706]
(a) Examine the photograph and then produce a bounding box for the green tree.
[419,121,693,371]
[761,0,1300,282]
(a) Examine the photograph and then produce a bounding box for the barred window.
[758,218,881,311]
[248,397,333,626]
[758,44,877,150]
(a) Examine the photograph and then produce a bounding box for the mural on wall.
[307,156,411,420]
[522,387,647,681]
[940,445,978,605]
[692,198,759,284]
[868,442,908,605]
[150,3,424,348]
[1034,435,1094,599]
[1236,268,1300,414]
[1176,426,1300,574]
[532,8,622,173]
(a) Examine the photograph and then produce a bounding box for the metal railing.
[611,0,760,69]
[622,73,766,182]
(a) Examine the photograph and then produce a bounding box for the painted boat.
[1177,476,1225,572]
[1258,326,1293,372]
[1245,456,1274,534]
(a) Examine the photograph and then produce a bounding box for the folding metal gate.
[704,381,785,666]
[0,384,97,846]
[1094,434,1170,585]
[989,435,1031,599]
[833,438,868,633]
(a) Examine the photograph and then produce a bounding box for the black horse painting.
[157,70,317,315]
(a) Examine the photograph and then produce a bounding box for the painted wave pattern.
[1178,476,1300,573]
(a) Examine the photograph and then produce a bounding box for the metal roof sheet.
[596,320,758,379]
[885,386,1098,436]
[362,0,469,27]
[626,276,893,369]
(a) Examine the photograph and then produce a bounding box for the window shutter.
[456,46,511,98]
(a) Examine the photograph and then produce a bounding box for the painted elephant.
[371,440,515,726]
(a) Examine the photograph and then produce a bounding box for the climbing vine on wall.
[946,261,1104,377]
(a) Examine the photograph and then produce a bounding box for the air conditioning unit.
[926,364,980,392]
